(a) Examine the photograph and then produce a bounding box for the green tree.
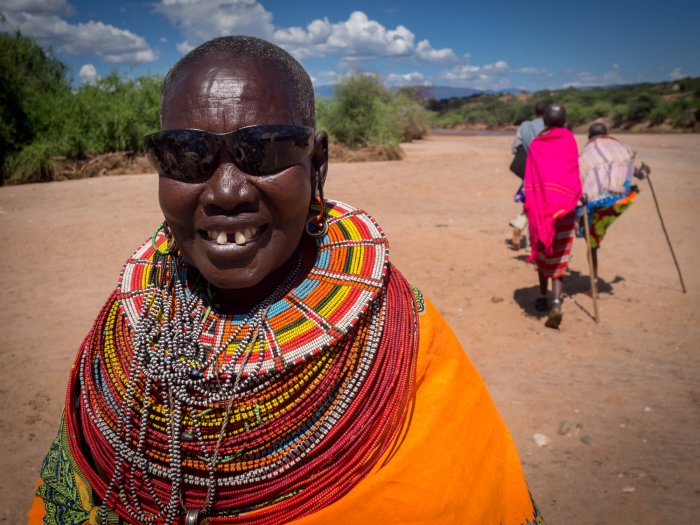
[0,29,164,184]
[322,74,398,148]
[0,30,70,182]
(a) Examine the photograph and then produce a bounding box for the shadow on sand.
[513,268,625,320]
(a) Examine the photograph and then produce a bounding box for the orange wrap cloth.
[294,297,541,525]
[29,296,541,525]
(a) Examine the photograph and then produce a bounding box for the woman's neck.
[205,248,303,315]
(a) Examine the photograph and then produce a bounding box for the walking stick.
[642,163,687,293]
[581,198,600,323]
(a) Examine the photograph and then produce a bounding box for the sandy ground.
[1,133,699,524]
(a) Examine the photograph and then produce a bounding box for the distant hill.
[314,84,525,100]
[430,77,700,132]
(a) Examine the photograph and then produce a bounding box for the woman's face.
[159,60,320,296]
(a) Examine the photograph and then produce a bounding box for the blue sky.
[1,0,698,91]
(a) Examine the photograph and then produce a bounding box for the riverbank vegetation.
[1,31,698,185]
[430,79,700,132]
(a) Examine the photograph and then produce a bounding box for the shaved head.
[161,36,315,128]
[588,122,608,139]
[544,104,567,128]
[535,101,548,117]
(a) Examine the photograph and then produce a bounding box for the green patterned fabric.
[410,284,425,314]
[34,414,120,524]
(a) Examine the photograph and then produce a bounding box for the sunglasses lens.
[144,126,314,181]
[236,126,314,175]
[145,130,218,182]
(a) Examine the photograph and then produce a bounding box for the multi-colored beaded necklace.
[67,201,419,525]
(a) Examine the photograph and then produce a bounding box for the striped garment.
[535,211,576,278]
[579,135,635,203]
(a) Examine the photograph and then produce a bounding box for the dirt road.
[1,133,698,523]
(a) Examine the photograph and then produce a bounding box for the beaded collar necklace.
[72,201,418,525]
[117,201,389,377]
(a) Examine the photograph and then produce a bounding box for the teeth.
[206,226,258,246]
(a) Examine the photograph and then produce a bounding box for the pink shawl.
[524,127,582,260]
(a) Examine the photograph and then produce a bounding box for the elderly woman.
[29,37,542,524]
[579,123,649,278]
[524,104,582,329]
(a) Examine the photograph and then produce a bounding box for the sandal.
[535,296,548,312]
[545,300,563,329]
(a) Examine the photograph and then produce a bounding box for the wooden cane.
[645,168,687,293]
[581,202,600,323]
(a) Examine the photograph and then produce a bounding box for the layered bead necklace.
[72,201,419,525]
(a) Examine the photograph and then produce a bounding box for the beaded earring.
[151,221,180,288]
[305,180,328,238]
[152,221,178,255]
[305,195,327,237]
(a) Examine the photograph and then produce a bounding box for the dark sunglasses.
[143,125,315,181]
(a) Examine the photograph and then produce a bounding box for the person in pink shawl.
[524,104,582,329]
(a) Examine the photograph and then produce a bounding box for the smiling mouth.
[199,225,263,246]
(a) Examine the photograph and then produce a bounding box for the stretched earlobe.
[312,131,329,190]
[305,192,328,238]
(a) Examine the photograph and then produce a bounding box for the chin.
[200,265,264,292]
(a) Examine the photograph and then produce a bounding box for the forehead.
[162,58,299,132]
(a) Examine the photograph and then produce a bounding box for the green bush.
[317,74,433,149]
[0,30,164,184]
[320,75,397,148]
[667,99,694,127]
[3,141,56,184]
[648,101,670,126]
[390,92,434,141]
[0,31,70,183]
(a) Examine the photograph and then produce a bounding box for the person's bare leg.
[535,270,549,311]
[512,227,522,250]
[551,277,563,301]
[591,247,598,280]
[545,277,564,329]
[539,271,548,295]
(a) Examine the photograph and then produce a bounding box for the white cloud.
[153,2,457,70]
[516,67,544,75]
[0,5,157,63]
[386,71,425,85]
[274,11,416,60]
[562,64,624,88]
[602,63,622,84]
[78,63,99,83]
[670,67,685,80]
[415,39,457,63]
[482,60,509,73]
[0,0,72,16]
[176,40,195,54]
[273,18,333,58]
[437,60,511,90]
[154,0,275,52]
[273,10,459,65]
[313,70,340,85]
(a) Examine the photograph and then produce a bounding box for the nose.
[201,158,257,213]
